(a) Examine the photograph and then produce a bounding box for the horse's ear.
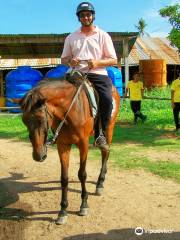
[21,91,46,113]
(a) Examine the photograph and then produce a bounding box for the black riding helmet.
[76,2,95,18]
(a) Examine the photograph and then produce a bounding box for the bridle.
[43,62,90,146]
[43,104,53,133]
[44,78,86,146]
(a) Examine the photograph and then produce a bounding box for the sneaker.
[94,135,109,151]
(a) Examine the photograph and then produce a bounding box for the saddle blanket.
[84,81,116,119]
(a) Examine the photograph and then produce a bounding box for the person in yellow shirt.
[124,72,147,124]
[171,73,180,132]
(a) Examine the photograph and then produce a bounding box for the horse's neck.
[43,84,91,126]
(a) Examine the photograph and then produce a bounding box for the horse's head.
[20,90,48,162]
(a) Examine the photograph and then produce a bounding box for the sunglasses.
[79,12,92,18]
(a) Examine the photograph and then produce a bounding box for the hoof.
[55,215,68,225]
[79,208,89,216]
[96,187,103,196]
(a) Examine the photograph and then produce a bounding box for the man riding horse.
[61,2,117,150]
[16,2,120,224]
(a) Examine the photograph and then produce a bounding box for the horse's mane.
[20,75,85,113]
[20,78,68,113]
[35,77,66,88]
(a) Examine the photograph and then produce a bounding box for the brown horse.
[18,77,120,224]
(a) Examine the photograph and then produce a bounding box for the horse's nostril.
[42,154,47,160]
[32,151,47,162]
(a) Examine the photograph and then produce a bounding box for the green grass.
[119,86,172,128]
[85,141,180,182]
[111,145,180,180]
[0,87,179,182]
[110,87,180,181]
[0,115,28,140]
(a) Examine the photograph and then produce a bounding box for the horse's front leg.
[96,149,110,196]
[77,139,89,216]
[56,144,71,225]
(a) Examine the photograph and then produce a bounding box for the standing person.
[124,72,147,124]
[61,2,117,150]
[171,73,180,132]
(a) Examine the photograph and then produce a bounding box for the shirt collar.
[77,25,99,33]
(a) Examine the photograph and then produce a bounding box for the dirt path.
[0,139,180,240]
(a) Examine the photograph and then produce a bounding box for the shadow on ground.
[0,172,96,222]
[63,228,180,240]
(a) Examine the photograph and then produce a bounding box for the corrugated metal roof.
[125,37,180,66]
[0,32,138,41]
[0,37,179,69]
[0,32,138,59]
[0,58,61,69]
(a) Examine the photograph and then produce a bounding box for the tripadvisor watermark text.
[135,227,174,236]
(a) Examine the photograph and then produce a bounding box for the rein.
[46,79,86,146]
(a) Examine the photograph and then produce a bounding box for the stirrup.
[94,135,109,151]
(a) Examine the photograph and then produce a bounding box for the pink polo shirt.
[61,26,117,75]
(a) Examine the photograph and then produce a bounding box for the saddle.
[65,69,98,118]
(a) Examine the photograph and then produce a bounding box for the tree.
[159,4,180,52]
[135,18,148,37]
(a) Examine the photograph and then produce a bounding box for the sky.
[0,0,179,37]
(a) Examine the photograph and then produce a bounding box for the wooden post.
[123,38,129,88]
[0,71,3,97]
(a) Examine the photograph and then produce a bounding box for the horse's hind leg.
[77,140,89,216]
[96,149,110,196]
[56,144,71,225]
[95,117,115,196]
[96,88,119,196]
